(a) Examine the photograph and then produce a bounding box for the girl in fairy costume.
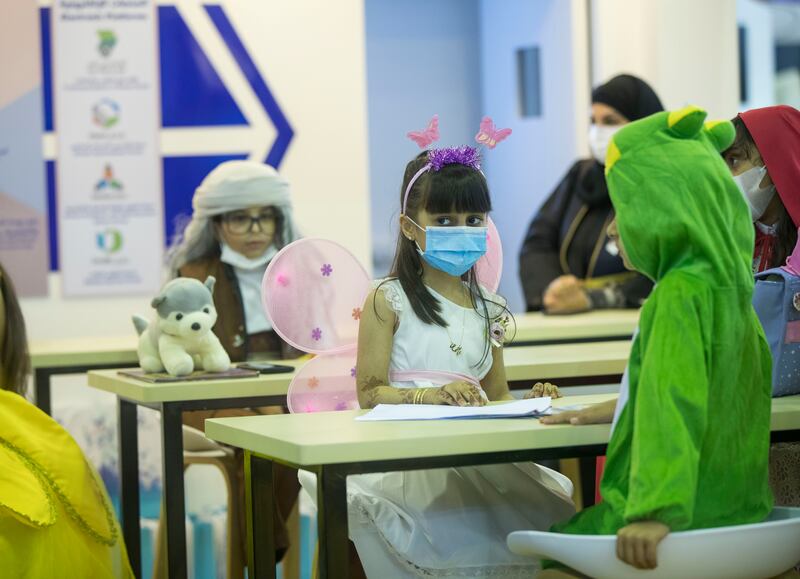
[340,119,576,577]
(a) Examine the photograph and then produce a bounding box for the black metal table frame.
[245,428,800,579]
[508,333,633,348]
[244,442,606,579]
[117,393,286,579]
[34,363,138,416]
[113,371,622,578]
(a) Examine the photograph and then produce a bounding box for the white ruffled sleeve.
[479,286,508,321]
[373,278,404,314]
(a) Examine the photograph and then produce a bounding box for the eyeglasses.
[222,211,276,234]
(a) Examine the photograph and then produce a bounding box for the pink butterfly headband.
[402,115,512,214]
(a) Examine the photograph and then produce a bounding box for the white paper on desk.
[356,397,552,421]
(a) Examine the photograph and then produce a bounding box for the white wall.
[22,0,371,342]
[480,0,590,313]
[365,0,482,275]
[737,0,776,110]
[591,0,740,119]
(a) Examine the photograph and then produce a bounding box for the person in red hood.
[722,105,800,273]
[722,105,800,514]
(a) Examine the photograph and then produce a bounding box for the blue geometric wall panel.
[159,6,247,127]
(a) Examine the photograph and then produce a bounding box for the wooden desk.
[510,310,639,346]
[30,335,139,414]
[87,340,630,577]
[206,394,800,579]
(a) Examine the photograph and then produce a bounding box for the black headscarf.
[577,75,664,206]
[591,74,664,122]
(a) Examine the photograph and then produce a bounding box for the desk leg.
[579,457,597,508]
[118,399,141,578]
[161,403,188,579]
[246,452,276,579]
[317,466,349,579]
[34,368,52,416]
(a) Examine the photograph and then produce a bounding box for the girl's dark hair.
[727,117,797,268]
[0,263,30,396]
[379,151,514,366]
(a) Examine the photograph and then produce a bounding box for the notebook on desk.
[118,367,259,383]
[356,397,553,421]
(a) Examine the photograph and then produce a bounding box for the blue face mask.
[409,219,488,277]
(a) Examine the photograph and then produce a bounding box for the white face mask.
[732,165,775,221]
[588,124,622,165]
[220,242,278,270]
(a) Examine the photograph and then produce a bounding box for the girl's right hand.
[433,382,486,407]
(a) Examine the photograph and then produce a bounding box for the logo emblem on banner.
[95,164,123,192]
[97,29,117,57]
[96,229,124,254]
[92,98,120,128]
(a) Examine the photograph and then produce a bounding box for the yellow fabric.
[0,389,133,578]
[604,140,621,173]
[582,271,638,290]
[0,443,53,527]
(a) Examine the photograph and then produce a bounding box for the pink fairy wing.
[474,217,503,292]
[287,347,360,413]
[262,238,371,354]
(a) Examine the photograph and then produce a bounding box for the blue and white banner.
[53,0,163,296]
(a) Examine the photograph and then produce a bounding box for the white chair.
[507,507,800,579]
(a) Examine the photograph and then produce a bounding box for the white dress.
[302,279,576,577]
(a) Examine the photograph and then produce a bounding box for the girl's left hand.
[524,382,562,399]
[616,521,670,569]
[440,381,486,407]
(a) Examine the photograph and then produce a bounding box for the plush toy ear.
[204,276,216,294]
[668,105,707,139]
[151,295,166,309]
[703,120,736,153]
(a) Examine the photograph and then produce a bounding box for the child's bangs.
[730,116,759,161]
[422,167,492,215]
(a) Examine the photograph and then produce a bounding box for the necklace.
[445,306,467,356]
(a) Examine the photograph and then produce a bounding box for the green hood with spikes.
[551,106,773,541]
[607,105,754,285]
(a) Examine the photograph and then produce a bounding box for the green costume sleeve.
[624,276,710,529]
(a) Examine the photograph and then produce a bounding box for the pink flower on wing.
[276,274,290,287]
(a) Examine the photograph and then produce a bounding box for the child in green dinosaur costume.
[540,106,774,575]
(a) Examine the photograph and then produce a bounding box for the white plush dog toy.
[132,276,231,376]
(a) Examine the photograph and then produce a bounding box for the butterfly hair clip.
[407,114,440,149]
[475,116,512,149]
